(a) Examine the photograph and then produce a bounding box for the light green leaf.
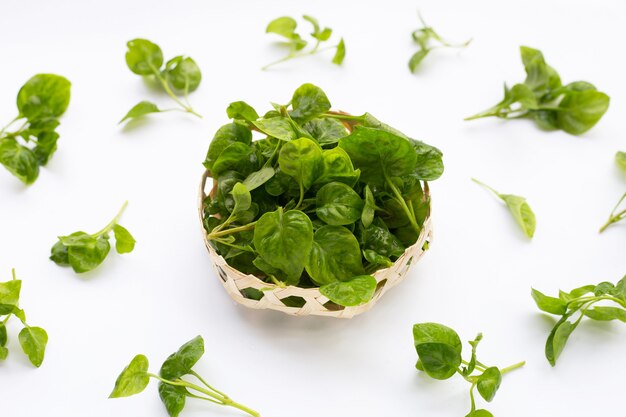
[113,224,136,254]
[306,225,364,285]
[125,39,163,75]
[320,275,376,306]
[110,354,150,398]
[165,56,202,92]
[17,73,71,120]
[226,101,259,122]
[18,326,48,367]
[290,83,331,122]
[332,38,346,65]
[120,101,161,123]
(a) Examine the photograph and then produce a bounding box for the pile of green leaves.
[466,46,610,135]
[110,335,259,417]
[532,277,626,366]
[0,74,71,184]
[121,38,202,124]
[472,178,536,239]
[0,269,48,367]
[413,323,524,417]
[50,201,136,273]
[202,83,443,308]
[409,12,471,73]
[263,15,345,69]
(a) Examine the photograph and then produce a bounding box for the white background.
[0,0,625,416]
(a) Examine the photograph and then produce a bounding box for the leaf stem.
[500,361,525,375]
[150,66,201,118]
[471,178,501,197]
[94,201,128,237]
[208,222,257,240]
[262,44,338,70]
[385,173,420,233]
[599,192,626,233]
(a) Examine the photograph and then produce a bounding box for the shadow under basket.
[198,170,433,319]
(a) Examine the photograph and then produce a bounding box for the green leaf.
[520,46,561,94]
[119,101,161,123]
[583,306,626,322]
[531,288,567,315]
[477,367,502,402]
[204,123,252,171]
[278,137,323,190]
[556,90,610,135]
[545,316,577,366]
[409,49,430,73]
[314,147,360,187]
[266,16,298,38]
[68,236,111,273]
[616,151,626,171]
[18,326,48,367]
[252,117,298,142]
[302,117,348,146]
[569,284,595,298]
[0,138,40,185]
[160,335,204,379]
[361,185,375,228]
[412,322,462,380]
[360,218,406,258]
[332,38,346,65]
[363,249,393,268]
[165,56,202,92]
[320,275,376,307]
[125,39,163,75]
[0,279,22,306]
[17,74,71,120]
[499,194,536,238]
[230,182,252,218]
[211,142,257,178]
[466,410,494,417]
[290,83,331,122]
[33,130,59,166]
[243,167,275,192]
[226,101,259,122]
[113,224,136,254]
[110,354,150,398]
[594,281,614,296]
[49,240,70,266]
[0,323,7,347]
[410,139,444,181]
[253,208,313,284]
[158,383,186,417]
[306,225,364,285]
[316,182,364,226]
[339,126,416,186]
[0,346,7,360]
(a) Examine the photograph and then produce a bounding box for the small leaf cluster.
[472,178,536,238]
[110,336,259,417]
[50,202,135,273]
[202,83,443,307]
[466,46,610,135]
[409,12,471,73]
[413,323,524,417]
[0,74,71,184]
[532,276,626,366]
[263,15,345,70]
[121,38,202,123]
[0,269,48,367]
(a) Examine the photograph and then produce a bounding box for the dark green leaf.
[113,224,136,254]
[361,185,375,228]
[18,326,48,367]
[363,249,393,268]
[290,83,331,122]
[302,117,348,146]
[204,123,252,171]
[165,56,201,92]
[332,38,346,65]
[125,39,163,75]
[0,323,7,347]
[68,236,111,273]
[410,139,444,181]
[158,383,186,417]
[531,288,567,315]
[412,322,462,380]
[160,335,204,379]
[314,147,360,187]
[253,117,298,142]
[110,354,150,398]
[120,101,161,123]
[319,275,376,306]
[32,130,59,166]
[316,182,363,226]
[477,367,502,402]
[360,218,405,258]
[243,167,275,192]
[226,101,259,122]
[17,74,71,120]
[306,225,364,285]
[253,208,313,284]
[0,138,39,185]
[211,142,257,178]
[50,240,70,265]
[278,137,323,190]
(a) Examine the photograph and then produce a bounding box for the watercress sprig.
[413,323,524,417]
[599,192,626,233]
[0,269,48,367]
[466,46,610,135]
[472,178,536,238]
[532,277,626,366]
[203,83,443,308]
[408,11,471,73]
[121,38,202,123]
[262,15,346,70]
[110,336,260,417]
[50,201,136,273]
[0,74,71,184]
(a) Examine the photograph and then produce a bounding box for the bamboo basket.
[198,172,433,319]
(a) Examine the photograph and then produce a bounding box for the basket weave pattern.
[199,171,433,318]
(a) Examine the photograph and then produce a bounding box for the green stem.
[471,178,501,196]
[500,361,525,375]
[385,173,419,233]
[322,113,367,123]
[94,201,128,237]
[295,182,305,209]
[189,370,228,398]
[461,359,486,372]
[208,222,257,240]
[468,383,477,413]
[150,66,201,118]
[0,115,21,137]
[599,192,626,233]
[262,44,338,70]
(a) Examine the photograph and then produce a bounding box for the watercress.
[408,12,471,73]
[50,201,135,273]
[472,178,536,238]
[202,83,442,307]
[110,335,259,417]
[0,269,48,367]
[0,74,71,184]
[532,277,626,365]
[599,192,625,233]
[413,323,524,417]
[263,15,345,70]
[121,39,202,123]
[466,46,610,135]
[616,151,626,171]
